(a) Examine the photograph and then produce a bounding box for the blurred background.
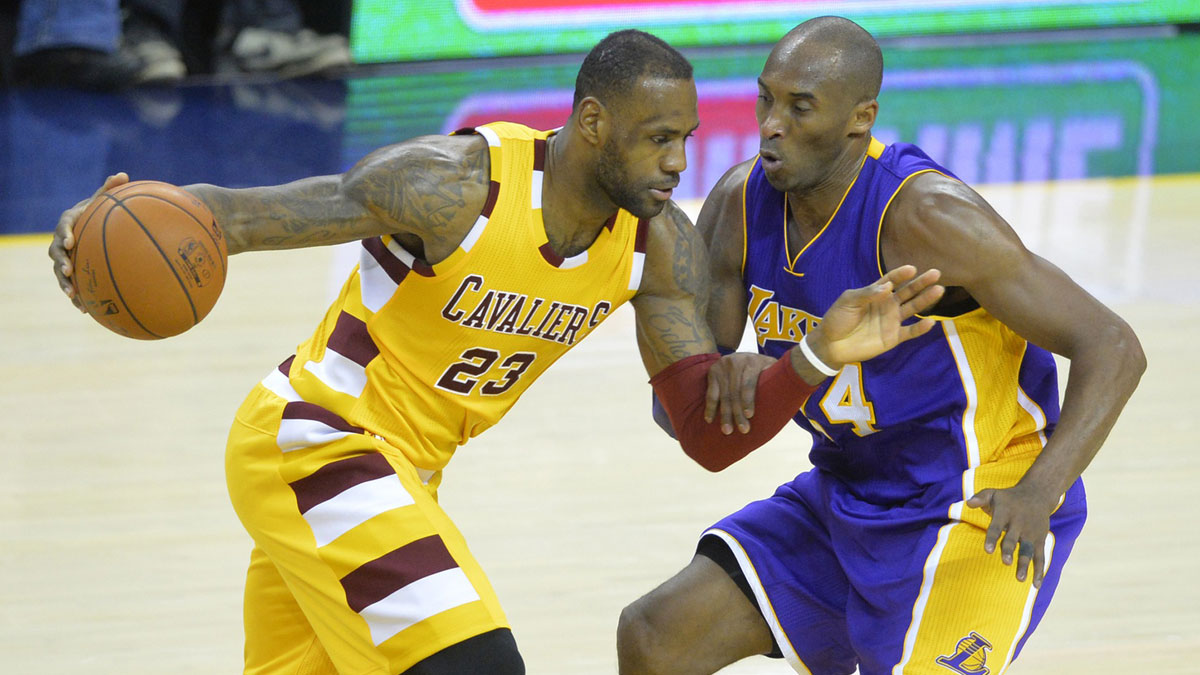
[1,0,1198,235]
[2,2,1199,673]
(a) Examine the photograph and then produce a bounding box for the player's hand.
[49,172,129,310]
[807,265,944,369]
[966,483,1059,587]
[704,352,776,435]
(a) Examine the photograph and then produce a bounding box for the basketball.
[70,180,227,340]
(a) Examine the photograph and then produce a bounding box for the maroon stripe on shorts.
[533,138,547,171]
[340,535,460,613]
[634,218,649,253]
[289,452,394,515]
[538,242,564,267]
[281,401,363,435]
[327,312,379,367]
[481,180,500,218]
[362,237,411,285]
[278,354,295,375]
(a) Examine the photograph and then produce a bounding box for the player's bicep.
[632,202,718,376]
[885,174,1119,357]
[343,134,489,244]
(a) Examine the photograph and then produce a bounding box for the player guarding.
[618,16,1145,675]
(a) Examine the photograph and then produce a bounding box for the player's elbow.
[1113,320,1147,385]
[680,440,735,472]
[1085,318,1146,395]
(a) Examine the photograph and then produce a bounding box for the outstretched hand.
[704,266,943,434]
[49,172,129,310]
[809,265,944,369]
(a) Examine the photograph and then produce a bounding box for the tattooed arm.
[188,134,491,257]
[49,135,490,305]
[631,201,719,375]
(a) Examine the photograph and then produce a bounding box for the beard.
[596,138,666,219]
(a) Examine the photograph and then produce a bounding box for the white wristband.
[799,333,840,377]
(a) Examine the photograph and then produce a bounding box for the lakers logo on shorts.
[935,631,992,675]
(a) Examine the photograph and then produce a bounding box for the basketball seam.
[113,194,201,325]
[126,192,226,280]
[99,194,164,339]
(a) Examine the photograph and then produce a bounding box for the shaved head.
[773,16,883,104]
[753,16,884,193]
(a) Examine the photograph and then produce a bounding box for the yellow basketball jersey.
[270,122,647,475]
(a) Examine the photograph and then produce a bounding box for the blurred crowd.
[1,0,353,89]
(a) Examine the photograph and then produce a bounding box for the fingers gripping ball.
[70,180,227,339]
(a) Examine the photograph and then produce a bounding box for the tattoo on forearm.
[645,305,710,362]
[197,180,370,251]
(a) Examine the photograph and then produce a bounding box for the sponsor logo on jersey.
[936,631,992,675]
[441,274,611,346]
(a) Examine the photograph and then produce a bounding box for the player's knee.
[617,598,674,674]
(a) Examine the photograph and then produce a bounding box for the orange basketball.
[70,180,227,340]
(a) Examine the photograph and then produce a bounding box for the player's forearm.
[652,350,817,471]
[1018,323,1145,498]
[186,177,381,254]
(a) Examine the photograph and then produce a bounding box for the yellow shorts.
[226,385,509,675]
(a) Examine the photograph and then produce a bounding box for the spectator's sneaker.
[11,47,147,91]
[123,13,187,84]
[230,27,351,79]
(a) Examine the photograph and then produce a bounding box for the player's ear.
[848,98,877,137]
[575,96,607,147]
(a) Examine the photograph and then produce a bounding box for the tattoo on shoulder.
[357,137,489,244]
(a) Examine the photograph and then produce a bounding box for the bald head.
[772,16,883,104]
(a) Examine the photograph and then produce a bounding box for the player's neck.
[785,138,869,232]
[540,130,618,257]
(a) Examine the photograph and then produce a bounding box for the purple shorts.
[703,469,1086,675]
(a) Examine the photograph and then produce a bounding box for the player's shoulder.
[341,134,491,241]
[891,169,984,223]
[644,199,696,249]
[885,164,1009,252]
[350,133,488,181]
[693,158,757,267]
[710,158,758,204]
[344,134,489,206]
[700,158,756,230]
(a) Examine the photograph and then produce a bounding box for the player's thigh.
[243,545,337,675]
[879,498,1085,675]
[228,406,511,674]
[618,554,774,673]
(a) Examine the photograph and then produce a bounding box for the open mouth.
[759,148,783,170]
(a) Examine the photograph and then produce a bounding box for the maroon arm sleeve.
[649,350,817,472]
